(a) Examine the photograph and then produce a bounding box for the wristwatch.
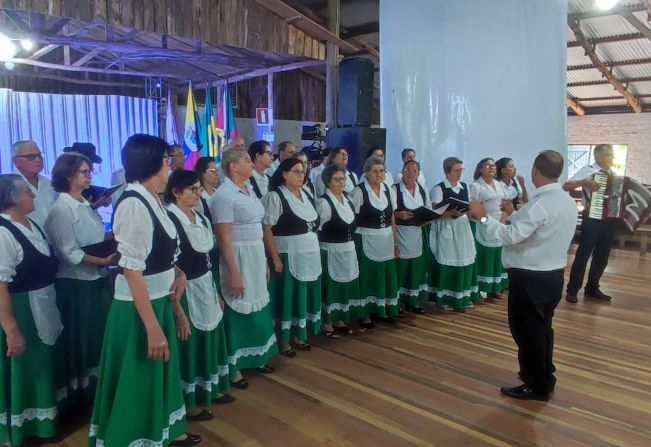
[479,216,488,224]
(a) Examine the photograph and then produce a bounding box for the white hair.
[11,140,38,158]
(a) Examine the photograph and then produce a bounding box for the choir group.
[0,135,530,447]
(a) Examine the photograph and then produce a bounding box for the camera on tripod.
[301,124,327,162]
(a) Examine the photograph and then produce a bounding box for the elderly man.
[266,141,296,176]
[470,150,577,401]
[563,144,616,303]
[168,143,186,171]
[11,140,57,227]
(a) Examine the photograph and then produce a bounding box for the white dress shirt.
[265,158,280,177]
[483,183,577,271]
[113,183,178,301]
[44,193,107,281]
[309,163,326,188]
[17,172,57,228]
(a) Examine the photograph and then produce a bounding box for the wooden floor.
[51,246,651,447]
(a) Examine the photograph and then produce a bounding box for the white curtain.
[380,0,568,185]
[0,88,158,186]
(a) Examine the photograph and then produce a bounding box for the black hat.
[63,142,102,164]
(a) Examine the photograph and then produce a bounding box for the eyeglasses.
[78,168,93,177]
[484,164,496,168]
[339,152,349,157]
[207,168,218,174]
[289,169,305,176]
[185,186,201,194]
[14,152,43,161]
[331,176,346,182]
[164,156,172,166]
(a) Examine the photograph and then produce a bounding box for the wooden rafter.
[617,7,651,41]
[567,32,646,48]
[568,57,651,71]
[568,75,651,87]
[568,18,642,113]
[567,96,586,116]
[568,4,647,21]
[341,22,378,39]
[253,0,358,53]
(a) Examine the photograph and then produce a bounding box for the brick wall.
[568,113,651,184]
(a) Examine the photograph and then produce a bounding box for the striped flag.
[201,87,220,161]
[183,82,202,169]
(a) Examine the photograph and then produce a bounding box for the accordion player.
[587,172,651,231]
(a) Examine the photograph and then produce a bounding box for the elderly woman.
[429,157,478,311]
[0,174,62,446]
[316,165,359,336]
[470,157,510,301]
[263,158,322,355]
[165,170,233,422]
[210,148,277,390]
[350,156,399,327]
[496,157,528,208]
[89,134,200,447]
[393,160,431,313]
[291,151,316,200]
[314,147,358,196]
[360,146,394,186]
[43,152,115,408]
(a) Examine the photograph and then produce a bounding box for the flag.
[201,87,220,161]
[216,84,237,158]
[165,88,178,145]
[183,82,202,169]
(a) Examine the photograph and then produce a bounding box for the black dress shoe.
[170,433,202,446]
[230,377,249,389]
[566,293,578,303]
[187,408,213,421]
[500,384,549,401]
[585,289,612,301]
[212,393,235,404]
[257,364,275,374]
[517,372,556,393]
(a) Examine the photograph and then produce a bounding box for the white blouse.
[470,177,510,247]
[210,177,264,242]
[360,170,394,188]
[316,189,355,229]
[17,172,57,229]
[247,170,270,197]
[44,193,107,281]
[113,183,178,301]
[262,186,321,281]
[349,182,397,262]
[393,181,429,259]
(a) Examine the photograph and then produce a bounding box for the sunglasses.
[15,152,43,161]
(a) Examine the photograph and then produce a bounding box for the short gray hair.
[0,174,28,212]
[321,164,346,186]
[221,147,247,176]
[11,140,38,158]
[363,155,385,174]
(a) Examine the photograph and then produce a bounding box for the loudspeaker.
[337,58,374,126]
[326,127,386,175]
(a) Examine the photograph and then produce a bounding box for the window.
[567,144,627,178]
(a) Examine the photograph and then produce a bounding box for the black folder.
[82,239,118,258]
[410,206,441,223]
[433,197,470,212]
[82,184,123,202]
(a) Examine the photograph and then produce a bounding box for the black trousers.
[567,217,616,295]
[507,268,564,394]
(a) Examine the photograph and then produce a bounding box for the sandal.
[187,408,214,422]
[230,377,249,389]
[170,433,202,446]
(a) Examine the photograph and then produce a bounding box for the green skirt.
[268,253,322,342]
[397,229,429,307]
[428,260,479,309]
[178,293,230,408]
[475,242,509,293]
[0,292,58,446]
[88,297,186,447]
[354,234,399,318]
[55,276,112,407]
[223,303,278,375]
[320,250,360,323]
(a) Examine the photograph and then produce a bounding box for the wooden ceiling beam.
[340,21,378,39]
[568,4,646,21]
[253,0,358,53]
[568,57,651,71]
[576,94,651,101]
[568,75,651,87]
[567,32,645,48]
[0,69,144,89]
[567,96,586,116]
[568,18,642,113]
[616,6,651,41]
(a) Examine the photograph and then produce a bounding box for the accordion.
[588,172,651,231]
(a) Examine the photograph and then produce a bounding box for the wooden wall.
[235,70,325,122]
[0,0,326,59]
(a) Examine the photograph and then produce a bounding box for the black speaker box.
[326,127,386,176]
[337,58,374,127]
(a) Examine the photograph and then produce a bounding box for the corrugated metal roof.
[631,80,651,94]
[340,0,379,29]
[578,98,629,107]
[568,84,623,98]
[597,38,651,62]
[614,63,651,78]
[569,0,646,14]
[567,69,606,83]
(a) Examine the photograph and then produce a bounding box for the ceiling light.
[4,61,15,70]
[20,38,34,51]
[0,34,17,61]
[595,0,619,10]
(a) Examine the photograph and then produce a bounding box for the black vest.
[0,216,57,294]
[200,197,213,223]
[438,181,469,202]
[347,171,357,188]
[395,182,427,227]
[355,184,393,229]
[250,173,270,199]
[168,211,211,281]
[114,190,177,276]
[318,194,356,243]
[271,189,320,237]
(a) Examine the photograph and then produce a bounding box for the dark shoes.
[500,384,549,402]
[230,377,249,389]
[213,393,235,404]
[566,292,578,303]
[187,408,213,422]
[257,364,275,374]
[170,433,202,446]
[585,289,612,301]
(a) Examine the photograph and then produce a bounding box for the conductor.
[469,150,577,401]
